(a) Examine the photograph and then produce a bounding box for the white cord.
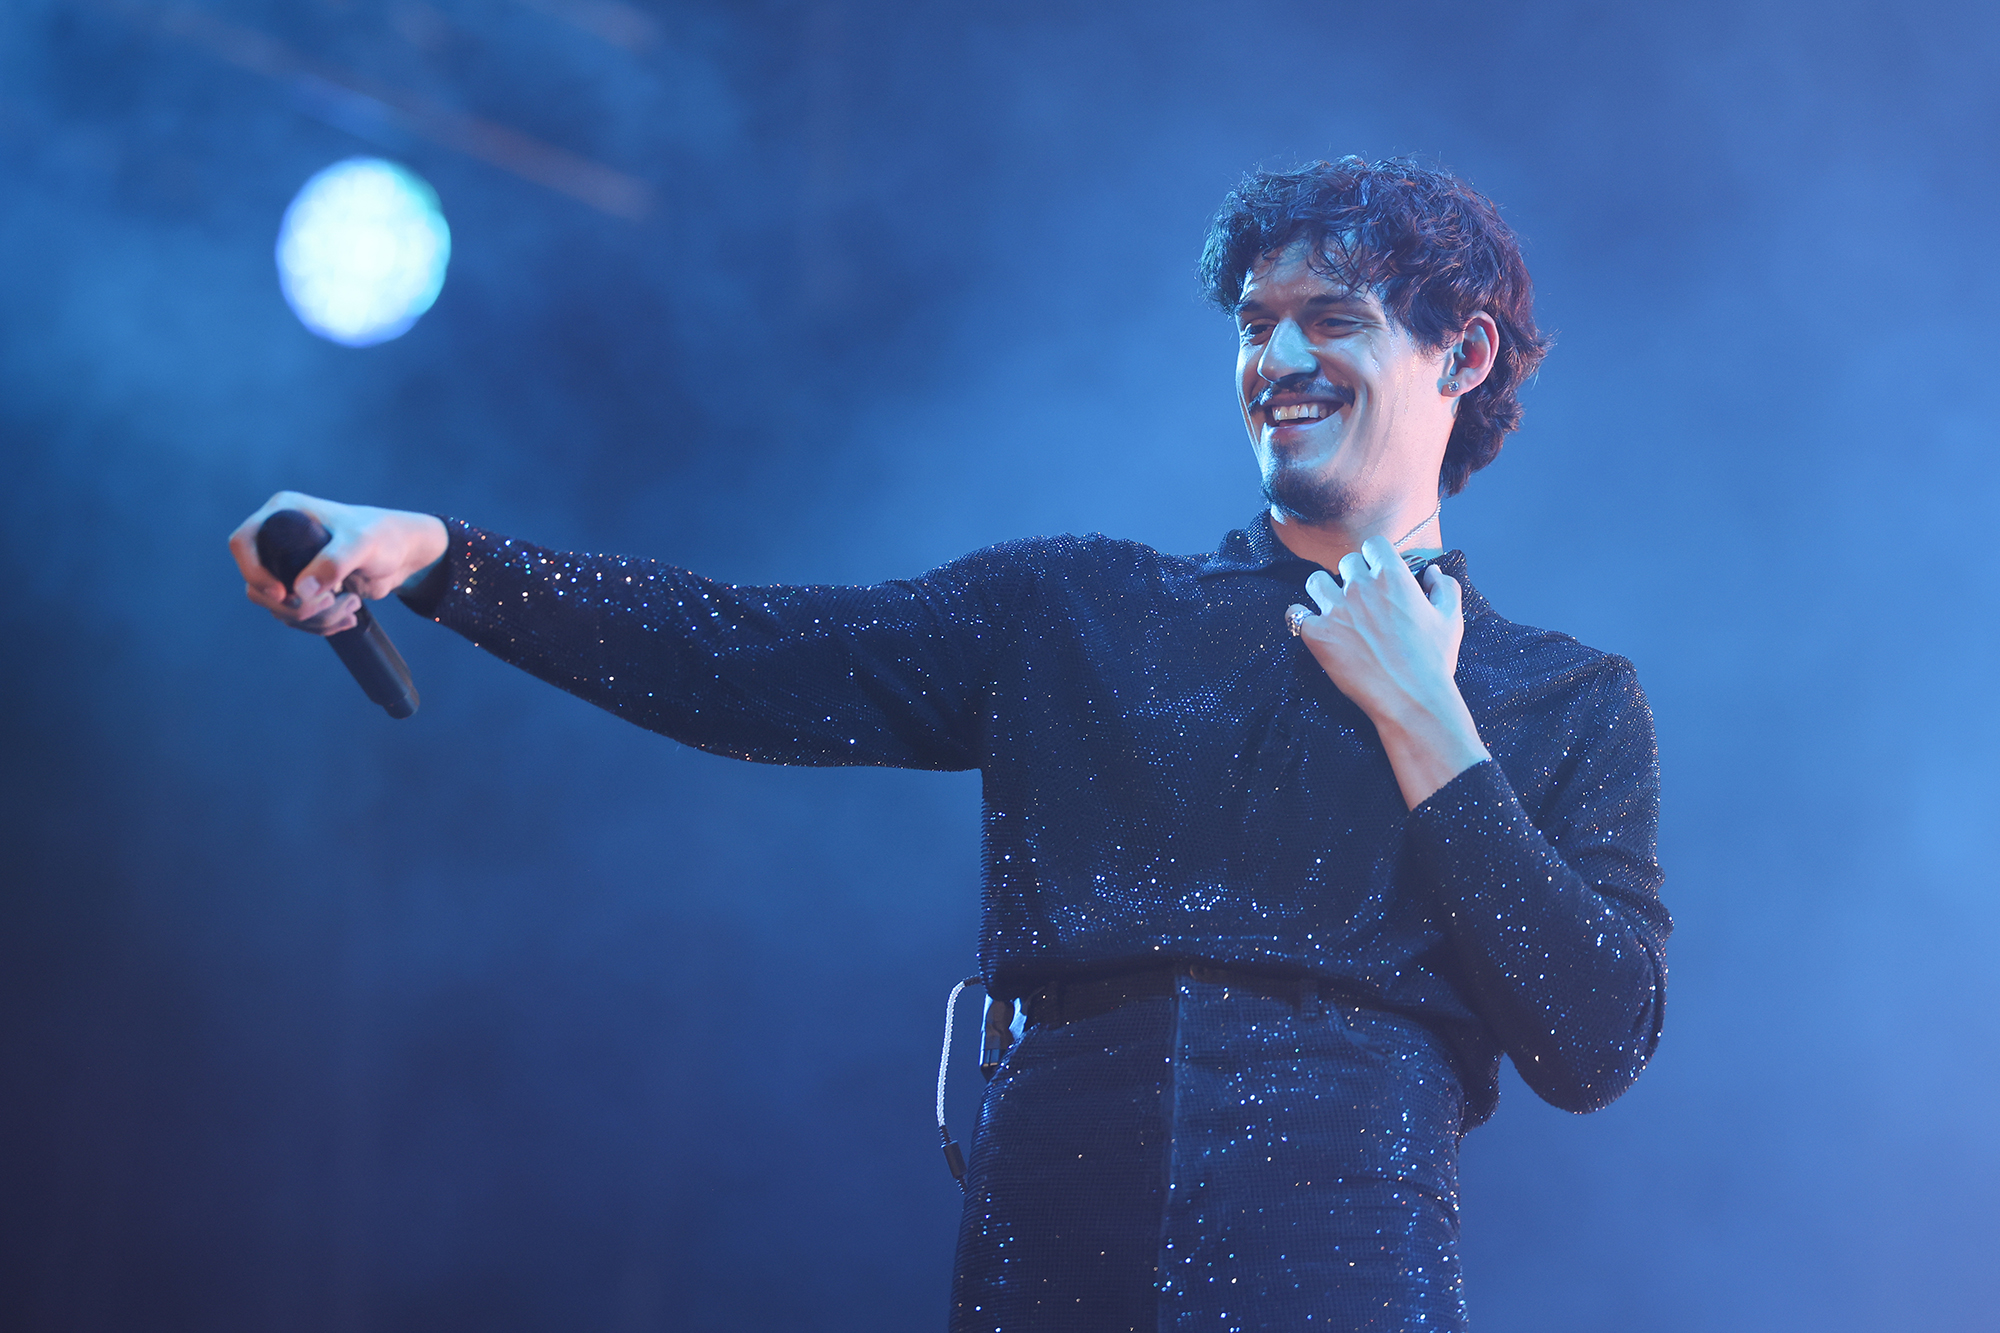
[936,977,980,1129]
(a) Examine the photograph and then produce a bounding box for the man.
[230,157,1669,1331]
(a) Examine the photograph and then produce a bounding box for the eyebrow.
[1233,292,1373,319]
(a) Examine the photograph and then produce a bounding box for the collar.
[1196,510,1490,620]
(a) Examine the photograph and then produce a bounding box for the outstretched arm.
[228,493,1015,771]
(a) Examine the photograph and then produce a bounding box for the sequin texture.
[403,512,1669,1328]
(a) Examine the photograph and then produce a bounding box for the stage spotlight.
[276,158,451,347]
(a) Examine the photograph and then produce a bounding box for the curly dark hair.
[1199,156,1550,496]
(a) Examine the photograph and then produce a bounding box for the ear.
[1440,311,1500,397]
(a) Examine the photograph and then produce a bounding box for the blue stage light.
[276,158,451,347]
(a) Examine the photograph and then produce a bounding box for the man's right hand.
[228,492,449,636]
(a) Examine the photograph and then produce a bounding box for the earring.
[1445,380,1459,393]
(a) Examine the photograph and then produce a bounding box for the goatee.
[1261,460,1359,527]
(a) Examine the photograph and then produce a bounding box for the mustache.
[1248,375,1356,414]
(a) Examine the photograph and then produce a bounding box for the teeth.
[1270,403,1330,422]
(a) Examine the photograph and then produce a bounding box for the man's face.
[1235,240,1456,529]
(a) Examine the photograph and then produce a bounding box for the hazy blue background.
[5,1,1998,1329]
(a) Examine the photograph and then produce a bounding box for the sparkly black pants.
[949,975,1468,1332]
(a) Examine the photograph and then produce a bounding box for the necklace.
[1393,499,1441,551]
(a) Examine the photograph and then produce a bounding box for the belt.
[1020,961,1347,1029]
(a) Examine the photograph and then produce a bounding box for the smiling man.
[229,157,1669,1332]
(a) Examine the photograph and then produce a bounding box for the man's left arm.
[1405,664,1667,1112]
[1292,536,1668,1113]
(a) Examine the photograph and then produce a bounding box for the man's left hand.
[1288,535,1491,808]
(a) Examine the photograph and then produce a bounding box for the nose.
[1254,318,1316,384]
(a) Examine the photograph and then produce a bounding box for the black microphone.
[255,509,420,719]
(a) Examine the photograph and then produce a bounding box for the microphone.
[255,509,421,719]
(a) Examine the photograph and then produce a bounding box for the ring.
[1285,605,1310,637]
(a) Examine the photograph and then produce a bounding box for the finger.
[1360,534,1398,574]
[294,529,365,603]
[1424,566,1463,621]
[1305,569,1339,613]
[228,507,290,602]
[293,592,361,636]
[244,579,293,616]
[1362,534,1412,583]
[1336,551,1368,587]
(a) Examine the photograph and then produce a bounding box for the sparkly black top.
[404,513,1669,1125]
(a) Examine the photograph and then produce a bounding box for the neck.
[1266,497,1443,569]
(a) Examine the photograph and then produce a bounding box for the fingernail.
[283,593,301,609]
[297,576,319,596]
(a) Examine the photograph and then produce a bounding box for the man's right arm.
[228,493,1015,773]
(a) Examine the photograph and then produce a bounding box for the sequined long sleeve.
[403,518,1022,770]
[1406,659,1667,1113]
[404,510,1666,1124]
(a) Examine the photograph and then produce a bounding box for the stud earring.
[1445,379,1459,393]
